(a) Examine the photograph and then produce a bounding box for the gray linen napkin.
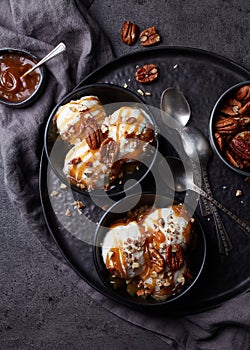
[0,1,249,349]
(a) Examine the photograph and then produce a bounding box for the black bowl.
[44,83,158,198]
[93,193,206,309]
[209,80,250,176]
[0,48,45,108]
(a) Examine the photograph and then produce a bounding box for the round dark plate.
[40,46,250,315]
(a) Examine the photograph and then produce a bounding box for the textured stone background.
[1,0,249,349]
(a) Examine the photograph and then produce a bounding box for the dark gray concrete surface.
[1,0,249,349]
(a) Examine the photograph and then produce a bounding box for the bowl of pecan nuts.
[209,81,250,176]
[93,193,206,308]
[44,83,158,198]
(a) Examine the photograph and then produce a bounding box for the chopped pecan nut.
[148,248,165,273]
[139,26,161,46]
[69,157,81,165]
[99,138,119,168]
[139,124,155,142]
[214,117,239,134]
[166,244,184,272]
[135,64,159,84]
[121,21,139,45]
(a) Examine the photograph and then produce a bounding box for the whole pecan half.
[120,21,139,45]
[135,64,159,84]
[214,117,239,134]
[139,26,161,46]
[99,138,119,168]
[80,117,104,150]
[166,244,184,272]
[221,98,242,116]
[225,148,244,169]
[235,85,250,102]
[230,131,250,160]
[239,101,250,115]
[148,248,164,273]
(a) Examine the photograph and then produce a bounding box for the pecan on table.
[80,117,104,150]
[166,244,184,272]
[139,26,161,46]
[135,64,158,84]
[120,21,139,45]
[148,247,165,273]
[99,137,119,168]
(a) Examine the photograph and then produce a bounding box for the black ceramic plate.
[40,47,250,314]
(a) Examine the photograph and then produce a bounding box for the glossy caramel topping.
[0,52,40,103]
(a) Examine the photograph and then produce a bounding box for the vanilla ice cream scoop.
[142,205,192,251]
[63,139,110,191]
[102,221,146,279]
[54,96,107,145]
[108,106,155,160]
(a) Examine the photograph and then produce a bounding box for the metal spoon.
[21,42,66,78]
[160,87,212,216]
[160,87,191,127]
[181,126,233,254]
[162,156,250,238]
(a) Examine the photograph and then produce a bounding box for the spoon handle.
[21,42,66,78]
[201,167,233,255]
[193,184,250,236]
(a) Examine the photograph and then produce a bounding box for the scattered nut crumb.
[65,209,72,217]
[173,64,178,69]
[76,200,85,209]
[144,91,151,96]
[60,183,67,190]
[137,88,144,96]
[123,83,128,88]
[50,190,59,197]
[235,189,243,197]
[207,217,211,221]
[222,186,227,189]
[102,205,110,211]
[240,200,244,204]
[132,262,140,269]
[191,218,195,223]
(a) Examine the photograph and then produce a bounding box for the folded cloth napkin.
[0,1,249,350]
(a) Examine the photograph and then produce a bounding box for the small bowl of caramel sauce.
[0,48,45,108]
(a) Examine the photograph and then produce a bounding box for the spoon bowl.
[160,87,191,127]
